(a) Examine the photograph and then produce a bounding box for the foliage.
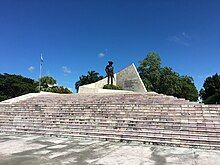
[179,76,198,101]
[0,73,38,101]
[200,73,220,104]
[38,76,72,94]
[138,52,161,92]
[39,76,56,88]
[103,84,123,90]
[0,95,8,102]
[138,52,198,101]
[75,71,104,92]
[42,86,72,94]
[0,74,72,102]
[158,67,182,96]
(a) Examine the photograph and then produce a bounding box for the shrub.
[42,86,72,94]
[75,71,103,92]
[0,73,38,101]
[200,73,220,104]
[103,84,123,90]
[0,95,8,102]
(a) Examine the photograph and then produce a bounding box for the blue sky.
[0,0,220,92]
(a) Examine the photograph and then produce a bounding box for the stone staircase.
[0,92,219,150]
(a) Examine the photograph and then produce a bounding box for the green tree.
[39,76,72,94]
[138,52,198,101]
[200,73,220,104]
[39,76,56,88]
[75,71,104,92]
[158,67,182,96]
[45,86,72,94]
[138,52,161,92]
[158,67,198,101]
[179,76,198,101]
[0,73,38,101]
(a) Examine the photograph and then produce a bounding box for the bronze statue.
[105,61,114,85]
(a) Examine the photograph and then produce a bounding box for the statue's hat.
[108,61,113,64]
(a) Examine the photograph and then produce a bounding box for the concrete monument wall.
[78,64,147,93]
[78,74,117,93]
[116,64,147,93]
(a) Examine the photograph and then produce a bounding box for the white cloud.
[168,32,191,46]
[98,52,105,58]
[62,66,71,74]
[98,49,108,58]
[182,32,190,39]
[28,66,35,72]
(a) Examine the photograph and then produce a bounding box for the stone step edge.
[0,130,218,150]
[1,111,219,116]
[1,119,219,128]
[0,104,215,111]
[1,121,219,134]
[0,127,220,144]
[0,103,205,107]
[2,120,219,129]
[1,114,218,120]
[2,123,220,133]
[0,105,213,112]
[1,107,219,112]
[0,114,219,122]
[0,107,211,112]
[1,124,219,138]
[1,116,219,125]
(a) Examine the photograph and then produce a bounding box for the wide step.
[0,92,219,150]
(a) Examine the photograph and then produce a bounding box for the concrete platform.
[0,133,219,165]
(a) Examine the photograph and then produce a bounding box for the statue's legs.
[107,74,113,85]
[110,76,113,85]
[107,76,110,85]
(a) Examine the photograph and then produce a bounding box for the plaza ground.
[0,133,219,165]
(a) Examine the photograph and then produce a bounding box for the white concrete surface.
[0,133,219,165]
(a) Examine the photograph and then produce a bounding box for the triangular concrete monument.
[116,64,147,92]
[78,63,147,93]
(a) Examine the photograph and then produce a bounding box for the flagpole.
[39,53,43,92]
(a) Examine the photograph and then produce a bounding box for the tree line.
[0,52,219,104]
[0,74,72,102]
[137,52,198,101]
[75,52,220,104]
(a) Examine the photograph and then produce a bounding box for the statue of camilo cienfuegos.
[105,61,114,85]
